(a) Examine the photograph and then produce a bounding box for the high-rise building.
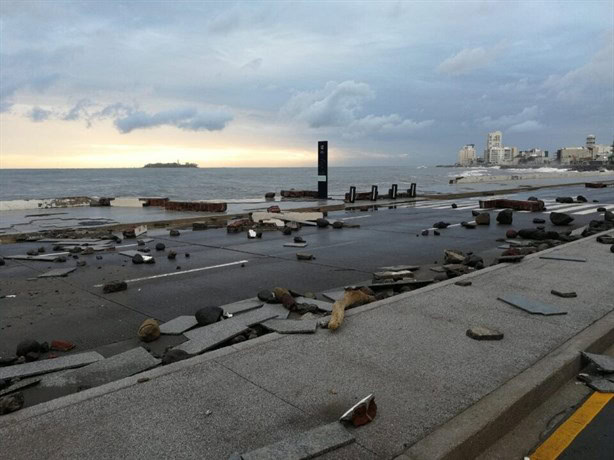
[458,144,477,166]
[483,130,517,165]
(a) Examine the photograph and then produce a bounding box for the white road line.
[93,260,249,286]
[341,215,371,221]
[544,203,582,211]
[574,205,614,215]
[545,203,597,214]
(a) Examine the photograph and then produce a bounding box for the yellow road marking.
[531,392,613,460]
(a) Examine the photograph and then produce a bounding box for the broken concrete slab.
[539,255,587,262]
[38,267,77,278]
[0,377,41,397]
[221,298,263,315]
[373,270,414,281]
[240,422,354,460]
[0,352,104,380]
[175,321,249,355]
[283,242,308,248]
[322,290,345,302]
[551,290,577,298]
[234,305,288,325]
[262,319,318,334]
[295,297,333,312]
[41,347,160,389]
[466,326,504,341]
[377,264,420,271]
[455,280,472,287]
[3,255,64,262]
[365,279,435,289]
[578,374,614,393]
[582,352,614,373]
[159,316,199,335]
[251,211,323,224]
[497,294,567,316]
[119,250,141,258]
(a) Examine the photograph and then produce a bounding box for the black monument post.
[318,141,328,199]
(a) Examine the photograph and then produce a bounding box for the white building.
[484,131,518,165]
[557,135,613,164]
[458,144,477,166]
[586,134,612,162]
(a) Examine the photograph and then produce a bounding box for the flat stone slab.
[118,250,141,258]
[583,352,614,373]
[497,294,567,316]
[295,297,334,312]
[4,255,62,262]
[38,267,77,278]
[262,319,318,334]
[0,352,104,380]
[221,298,263,315]
[539,255,587,262]
[41,347,160,389]
[175,321,249,355]
[283,242,308,248]
[241,422,354,460]
[378,265,420,271]
[322,290,345,302]
[233,305,286,325]
[365,279,435,289]
[159,316,198,335]
[466,326,504,341]
[551,290,577,298]
[0,377,41,397]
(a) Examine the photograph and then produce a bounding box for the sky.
[0,0,613,168]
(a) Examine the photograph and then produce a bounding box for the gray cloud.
[28,106,52,122]
[437,43,505,76]
[478,106,540,130]
[114,107,233,134]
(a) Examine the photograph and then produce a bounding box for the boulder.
[421,230,429,236]
[451,203,457,209]
[296,252,314,261]
[444,249,465,264]
[195,306,223,326]
[16,339,42,357]
[466,327,503,341]
[576,195,587,202]
[532,218,546,224]
[555,197,574,203]
[461,221,476,229]
[0,392,24,415]
[257,290,275,303]
[496,209,513,225]
[264,192,275,199]
[433,221,450,229]
[606,210,614,222]
[103,280,127,293]
[527,196,538,201]
[463,254,484,268]
[294,236,305,243]
[167,250,177,260]
[138,319,160,342]
[169,229,180,237]
[316,218,330,228]
[550,212,574,226]
[597,207,606,212]
[132,254,144,264]
[475,213,490,225]
[506,229,518,239]
[332,221,344,229]
[161,349,191,365]
[155,243,166,251]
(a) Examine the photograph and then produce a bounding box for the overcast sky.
[1,0,612,168]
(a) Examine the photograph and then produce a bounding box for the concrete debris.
[132,253,155,264]
[496,209,513,225]
[373,270,414,281]
[498,294,567,316]
[262,319,318,334]
[340,394,377,427]
[577,373,614,393]
[480,199,545,212]
[283,242,307,248]
[596,235,614,244]
[123,225,147,239]
[328,289,375,331]
[582,352,614,373]
[159,316,199,335]
[550,212,574,226]
[539,255,586,262]
[195,306,223,326]
[294,297,333,312]
[155,242,165,251]
[444,249,465,264]
[76,260,86,267]
[466,326,504,341]
[227,218,252,233]
[433,221,450,229]
[0,392,24,415]
[161,349,191,365]
[0,352,104,381]
[176,322,250,355]
[378,264,419,271]
[240,422,354,460]
[555,197,574,203]
[551,290,577,298]
[138,319,160,342]
[455,280,472,287]
[322,290,345,302]
[296,252,314,261]
[38,267,77,278]
[461,221,476,229]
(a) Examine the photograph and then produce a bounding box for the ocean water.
[0,165,583,204]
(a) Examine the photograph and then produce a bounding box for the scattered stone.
[103,280,127,293]
[455,280,472,287]
[451,203,457,209]
[461,221,476,229]
[257,290,275,303]
[471,210,481,217]
[169,229,180,236]
[466,326,504,341]
[96,255,103,260]
[264,192,275,199]
[0,257,4,266]
[137,239,145,246]
[0,392,24,415]
[475,213,490,225]
[555,197,574,203]
[433,221,450,229]
[25,352,40,362]
[16,339,42,357]
[267,205,281,213]
[82,247,94,255]
[332,221,344,229]
[533,218,546,224]
[551,290,577,298]
[137,247,151,253]
[293,236,305,243]
[597,207,607,212]
[138,319,160,342]
[527,196,538,201]
[605,210,614,222]
[54,255,67,263]
[576,195,587,202]
[550,212,574,226]
[281,226,292,236]
[26,249,38,256]
[155,243,165,251]
[50,340,76,352]
[247,229,258,238]
[167,250,177,260]
[76,260,86,267]
[463,254,484,268]
[161,349,191,365]
[195,306,223,326]
[497,255,525,263]
[316,218,330,228]
[340,394,377,427]
[506,229,518,239]
[433,230,440,236]
[421,229,429,236]
[444,249,465,264]
[496,209,513,225]
[296,252,314,261]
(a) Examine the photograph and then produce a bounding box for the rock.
[169,229,180,237]
[536,225,545,231]
[69,247,82,254]
[281,226,292,235]
[471,210,481,217]
[611,244,614,253]
[550,212,574,226]
[25,351,40,361]
[294,236,305,243]
[455,280,472,286]
[443,264,473,278]
[167,250,177,260]
[576,195,587,202]
[155,243,166,251]
[227,218,251,233]
[0,256,4,266]
[138,247,151,253]
[466,326,504,341]
[316,218,330,228]
[303,291,316,299]
[463,254,484,268]
[267,205,281,213]
[433,221,450,229]
[496,209,513,225]
[551,290,577,298]
[54,255,67,263]
[555,197,574,203]
[161,349,191,365]
[272,287,291,300]
[597,207,606,212]
[76,260,86,267]
[50,340,75,352]
[103,280,127,293]
[518,228,545,240]
[137,239,145,246]
[132,254,144,264]
[257,290,275,303]
[421,229,429,236]
[532,218,546,224]
[605,210,614,222]
[26,249,38,256]
[138,319,160,342]
[0,392,24,415]
[461,221,476,229]
[596,235,614,244]
[506,229,518,238]
[16,339,42,357]
[332,221,344,229]
[296,252,314,261]
[475,213,490,225]
[444,249,465,264]
[95,255,103,260]
[527,196,538,201]
[451,203,457,209]
[195,306,223,326]
[82,247,94,255]
[264,192,275,199]
[433,230,440,236]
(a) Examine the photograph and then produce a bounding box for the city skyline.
[1,1,613,168]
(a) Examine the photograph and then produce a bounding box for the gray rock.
[471,210,481,217]
[293,236,305,243]
[257,290,275,303]
[451,203,457,209]
[532,218,546,224]
[167,250,177,259]
[76,260,86,267]
[466,326,504,341]
[0,392,24,415]
[103,280,127,293]
[16,339,42,357]
[169,229,180,236]
[161,349,191,365]
[444,249,465,264]
[496,209,513,225]
[461,221,476,229]
[455,280,472,287]
[550,212,574,226]
[296,252,314,261]
[433,221,450,229]
[332,221,344,229]
[576,195,587,202]
[475,213,490,225]
[421,229,429,236]
[195,306,223,326]
[316,218,330,228]
[605,210,614,222]
[555,197,574,203]
[155,243,166,251]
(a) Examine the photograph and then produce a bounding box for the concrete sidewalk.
[1,232,613,459]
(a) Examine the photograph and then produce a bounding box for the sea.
[0,165,593,207]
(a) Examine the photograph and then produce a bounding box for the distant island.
[143,162,198,168]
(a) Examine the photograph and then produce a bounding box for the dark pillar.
[370,185,378,201]
[391,184,398,199]
[318,141,328,199]
[348,186,356,203]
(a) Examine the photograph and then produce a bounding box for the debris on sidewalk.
[577,373,614,393]
[433,221,450,229]
[103,280,127,293]
[123,225,147,239]
[550,212,574,226]
[138,319,160,342]
[296,252,314,261]
[582,352,614,373]
[50,340,76,352]
[455,280,472,287]
[16,339,47,357]
[373,270,414,281]
[132,253,155,264]
[551,290,577,298]
[195,306,223,326]
[0,392,24,415]
[161,349,191,365]
[222,298,263,315]
[444,249,465,264]
[596,234,614,244]
[159,316,199,335]
[466,326,504,341]
[498,294,567,316]
[0,352,104,380]
[284,242,307,248]
[340,394,377,427]
[328,288,375,331]
[496,209,513,224]
[539,255,586,262]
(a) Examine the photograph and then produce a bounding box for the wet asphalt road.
[0,184,612,357]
